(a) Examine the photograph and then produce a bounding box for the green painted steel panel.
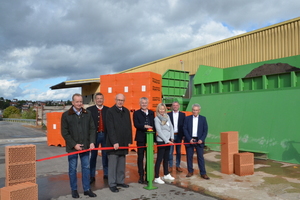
[187,87,300,164]
[193,65,224,85]
[162,69,189,97]
[193,55,300,85]
[195,71,300,95]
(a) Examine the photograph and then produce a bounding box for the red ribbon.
[36,142,224,162]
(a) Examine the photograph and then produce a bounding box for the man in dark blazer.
[87,92,109,184]
[168,101,186,172]
[133,97,155,184]
[106,93,132,193]
[183,103,210,180]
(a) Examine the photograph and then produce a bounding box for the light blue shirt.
[72,106,82,116]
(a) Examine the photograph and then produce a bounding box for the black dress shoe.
[90,177,95,184]
[71,190,79,198]
[138,175,144,184]
[109,186,119,193]
[84,189,97,197]
[103,175,108,179]
[117,183,129,188]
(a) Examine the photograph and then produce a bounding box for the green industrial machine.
[162,69,190,111]
[188,55,300,164]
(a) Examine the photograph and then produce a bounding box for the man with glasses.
[106,93,132,192]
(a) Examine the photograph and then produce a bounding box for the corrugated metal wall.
[121,17,300,75]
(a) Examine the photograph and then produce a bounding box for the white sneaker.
[163,173,175,181]
[154,177,165,184]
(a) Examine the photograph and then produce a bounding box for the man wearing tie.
[168,101,186,173]
[183,103,210,180]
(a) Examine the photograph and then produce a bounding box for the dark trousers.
[90,132,108,177]
[155,141,170,178]
[186,144,207,175]
[137,141,147,176]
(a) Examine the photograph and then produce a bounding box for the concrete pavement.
[1,121,300,200]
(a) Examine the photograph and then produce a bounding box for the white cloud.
[0,80,22,99]
[0,0,299,101]
[27,88,80,101]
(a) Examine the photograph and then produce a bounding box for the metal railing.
[2,118,37,125]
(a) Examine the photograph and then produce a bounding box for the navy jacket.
[183,115,208,147]
[133,109,155,143]
[167,111,186,140]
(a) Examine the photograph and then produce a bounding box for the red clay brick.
[1,182,38,200]
[220,131,239,144]
[234,152,254,176]
[221,163,234,174]
[5,145,36,187]
[234,152,254,165]
[234,164,254,176]
[220,131,239,175]
[6,162,36,186]
[5,145,36,164]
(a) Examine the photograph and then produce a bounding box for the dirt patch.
[245,63,300,78]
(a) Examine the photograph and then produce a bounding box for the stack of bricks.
[0,144,38,200]
[220,131,239,174]
[0,182,38,200]
[234,152,254,176]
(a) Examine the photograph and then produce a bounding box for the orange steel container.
[100,71,162,110]
[46,112,66,147]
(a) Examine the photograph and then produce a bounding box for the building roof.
[50,78,100,90]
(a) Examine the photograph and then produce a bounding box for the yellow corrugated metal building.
[120,17,300,75]
[51,17,300,103]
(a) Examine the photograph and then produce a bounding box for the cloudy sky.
[0,0,299,101]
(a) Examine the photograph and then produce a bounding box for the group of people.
[61,92,209,199]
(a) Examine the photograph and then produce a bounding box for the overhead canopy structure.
[50,78,100,90]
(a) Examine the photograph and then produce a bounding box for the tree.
[3,106,21,118]
[0,97,11,110]
[21,108,37,119]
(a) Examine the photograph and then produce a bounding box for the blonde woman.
[154,103,175,184]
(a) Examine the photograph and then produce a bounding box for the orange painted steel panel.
[46,112,66,147]
[100,71,162,111]
[100,72,162,153]
[129,111,137,152]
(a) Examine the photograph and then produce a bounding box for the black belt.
[192,137,198,139]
